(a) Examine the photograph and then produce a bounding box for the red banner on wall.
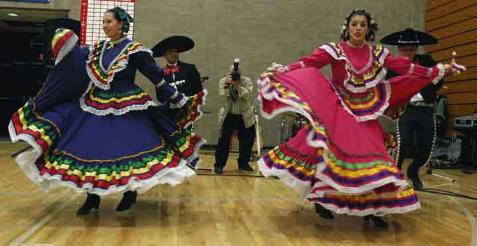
[80,0,136,45]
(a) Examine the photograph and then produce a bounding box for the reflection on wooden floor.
[0,142,475,246]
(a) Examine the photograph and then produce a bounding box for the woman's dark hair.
[340,9,378,42]
[105,7,134,33]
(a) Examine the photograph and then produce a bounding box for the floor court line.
[8,194,78,246]
[450,197,477,246]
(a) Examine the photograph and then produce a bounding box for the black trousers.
[397,106,435,178]
[215,113,255,168]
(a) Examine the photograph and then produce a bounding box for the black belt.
[409,101,434,108]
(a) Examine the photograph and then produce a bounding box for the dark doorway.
[0,8,73,138]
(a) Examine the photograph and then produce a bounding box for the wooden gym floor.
[0,142,475,246]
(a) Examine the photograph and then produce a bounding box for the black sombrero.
[380,28,438,46]
[152,35,195,57]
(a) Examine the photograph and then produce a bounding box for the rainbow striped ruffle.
[80,84,156,116]
[257,74,420,216]
[319,42,389,94]
[319,43,393,121]
[9,100,59,155]
[51,28,79,65]
[260,79,327,148]
[86,40,152,90]
[8,93,206,195]
[260,143,419,216]
[176,90,207,129]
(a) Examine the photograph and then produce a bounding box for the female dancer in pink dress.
[257,9,465,228]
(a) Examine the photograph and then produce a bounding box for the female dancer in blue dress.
[8,7,205,215]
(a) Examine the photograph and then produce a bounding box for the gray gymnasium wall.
[1,0,426,146]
